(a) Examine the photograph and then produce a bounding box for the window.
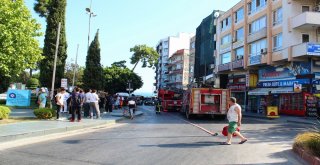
[221,52,231,64]
[248,0,268,14]
[235,47,244,60]
[221,16,232,31]
[302,6,310,12]
[235,8,244,23]
[249,39,267,56]
[249,16,267,34]
[273,7,282,25]
[163,41,168,47]
[302,34,309,43]
[273,33,283,51]
[236,27,244,41]
[221,34,231,45]
[163,48,168,54]
[190,42,195,49]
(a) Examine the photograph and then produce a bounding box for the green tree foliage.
[104,65,143,94]
[26,78,40,89]
[64,62,84,88]
[34,0,50,18]
[129,45,159,71]
[111,60,127,69]
[0,0,43,92]
[37,0,68,88]
[83,30,104,90]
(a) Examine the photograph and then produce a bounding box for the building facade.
[215,0,320,117]
[155,33,194,91]
[194,10,224,86]
[167,49,190,90]
[189,36,196,83]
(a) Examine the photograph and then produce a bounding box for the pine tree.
[83,30,104,90]
[37,0,68,88]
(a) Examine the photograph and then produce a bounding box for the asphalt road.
[0,105,309,165]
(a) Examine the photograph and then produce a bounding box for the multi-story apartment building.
[194,11,224,85]
[189,36,196,83]
[155,33,194,91]
[167,49,190,90]
[215,0,320,117]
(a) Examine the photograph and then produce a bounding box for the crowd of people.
[36,87,137,122]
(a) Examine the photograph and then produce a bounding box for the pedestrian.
[70,87,83,122]
[55,88,66,121]
[221,97,247,145]
[106,94,114,113]
[63,90,71,113]
[90,89,101,119]
[115,94,120,109]
[38,88,47,108]
[99,91,107,113]
[84,89,92,118]
[128,97,136,120]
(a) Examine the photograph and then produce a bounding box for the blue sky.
[25,0,239,96]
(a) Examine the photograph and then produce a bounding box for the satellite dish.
[214,12,220,18]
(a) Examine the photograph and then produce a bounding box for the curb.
[293,145,320,165]
[0,119,117,143]
[287,120,315,125]
[243,114,316,125]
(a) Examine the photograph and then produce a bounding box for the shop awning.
[248,88,272,95]
[270,87,294,94]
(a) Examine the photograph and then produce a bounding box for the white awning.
[248,88,272,95]
[270,87,294,94]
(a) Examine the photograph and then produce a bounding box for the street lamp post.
[86,0,97,51]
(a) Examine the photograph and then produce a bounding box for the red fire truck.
[158,89,182,111]
[181,88,230,119]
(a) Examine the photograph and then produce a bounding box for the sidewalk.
[243,111,319,125]
[0,109,143,143]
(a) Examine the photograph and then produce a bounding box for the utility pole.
[50,22,61,108]
[72,44,79,87]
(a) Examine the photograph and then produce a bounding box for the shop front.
[227,74,248,110]
[248,62,312,116]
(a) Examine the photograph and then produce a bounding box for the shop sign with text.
[257,79,310,88]
[259,62,311,81]
[228,84,246,91]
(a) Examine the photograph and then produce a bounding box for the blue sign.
[313,79,320,85]
[6,90,31,107]
[259,62,311,81]
[307,43,320,56]
[250,56,261,65]
[257,79,310,88]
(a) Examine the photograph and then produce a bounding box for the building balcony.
[232,59,244,69]
[218,63,231,72]
[247,27,267,43]
[220,43,232,54]
[164,79,169,83]
[292,42,320,58]
[232,40,244,49]
[291,11,320,29]
[164,71,169,74]
[248,54,267,66]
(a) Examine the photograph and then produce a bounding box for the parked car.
[144,98,155,106]
[136,99,143,105]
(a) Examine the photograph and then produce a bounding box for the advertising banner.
[293,83,302,93]
[307,43,320,56]
[258,62,311,81]
[257,79,310,88]
[6,90,31,107]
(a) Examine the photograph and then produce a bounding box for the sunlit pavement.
[0,105,308,165]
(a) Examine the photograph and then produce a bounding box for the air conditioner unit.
[210,64,215,69]
[261,48,267,54]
